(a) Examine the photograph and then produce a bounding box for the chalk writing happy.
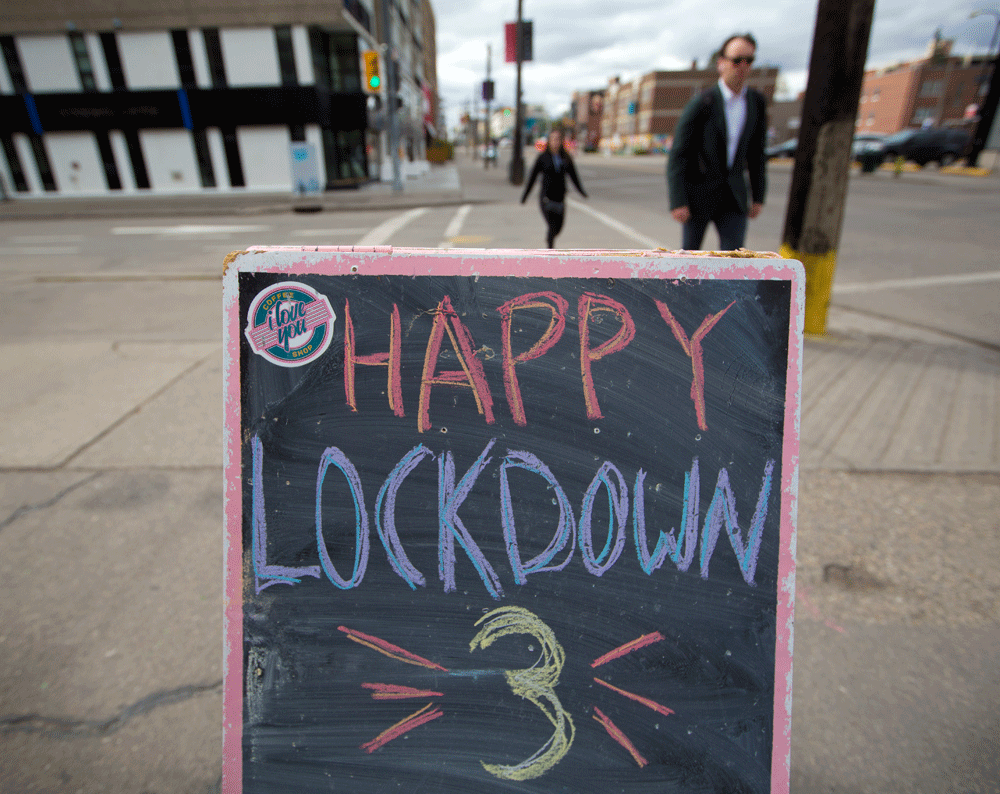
[343,291,734,432]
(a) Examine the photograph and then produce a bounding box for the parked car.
[851,132,886,158]
[877,127,971,167]
[852,132,887,171]
[765,138,797,160]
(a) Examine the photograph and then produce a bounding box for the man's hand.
[671,206,691,223]
[748,202,763,219]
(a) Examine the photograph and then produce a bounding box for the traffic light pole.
[509,0,525,185]
[380,0,403,192]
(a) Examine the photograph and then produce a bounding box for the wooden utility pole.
[966,10,1000,167]
[780,0,875,334]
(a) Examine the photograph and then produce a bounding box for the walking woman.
[520,129,588,248]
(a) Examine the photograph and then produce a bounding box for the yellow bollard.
[779,244,837,335]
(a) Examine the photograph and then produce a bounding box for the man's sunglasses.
[727,56,755,65]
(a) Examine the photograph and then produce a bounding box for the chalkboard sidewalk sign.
[222,247,803,794]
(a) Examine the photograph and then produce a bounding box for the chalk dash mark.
[593,678,674,716]
[361,703,444,753]
[339,626,449,671]
[362,683,444,700]
[590,631,665,668]
[592,707,648,767]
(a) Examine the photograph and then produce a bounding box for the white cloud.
[428,0,997,132]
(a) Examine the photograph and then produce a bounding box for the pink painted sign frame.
[222,247,803,793]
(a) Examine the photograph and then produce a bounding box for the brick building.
[569,89,604,151]
[598,64,778,153]
[0,0,438,196]
[768,97,804,145]
[858,39,990,133]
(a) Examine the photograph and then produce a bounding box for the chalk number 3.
[470,606,576,780]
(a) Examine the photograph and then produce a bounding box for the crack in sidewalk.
[0,679,222,739]
[59,352,215,468]
[0,472,103,533]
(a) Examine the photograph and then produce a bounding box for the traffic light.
[363,50,381,93]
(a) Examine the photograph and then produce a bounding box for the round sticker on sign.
[245,282,335,367]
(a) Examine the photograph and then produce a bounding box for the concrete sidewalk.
[0,164,468,221]
[1,156,998,793]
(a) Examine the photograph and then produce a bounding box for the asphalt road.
[1,155,998,793]
[3,153,996,347]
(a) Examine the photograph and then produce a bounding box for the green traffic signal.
[369,75,381,89]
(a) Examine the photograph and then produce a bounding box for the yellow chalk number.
[470,606,575,780]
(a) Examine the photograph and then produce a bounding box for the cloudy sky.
[430,0,998,131]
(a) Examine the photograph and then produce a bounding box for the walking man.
[667,34,767,250]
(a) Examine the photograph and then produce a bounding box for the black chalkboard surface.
[222,248,802,794]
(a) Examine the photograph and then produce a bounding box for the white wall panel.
[205,127,230,189]
[118,32,180,89]
[18,35,81,92]
[292,25,314,85]
[46,132,106,194]
[189,30,212,88]
[0,139,15,193]
[220,28,280,87]
[84,32,111,91]
[0,52,13,93]
[139,130,200,191]
[13,134,44,193]
[236,126,291,190]
[109,130,137,192]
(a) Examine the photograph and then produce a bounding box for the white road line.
[438,204,472,248]
[112,224,270,235]
[566,199,664,249]
[9,234,85,243]
[290,228,367,236]
[0,246,81,255]
[355,207,429,246]
[834,271,1000,295]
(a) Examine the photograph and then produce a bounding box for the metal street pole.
[780,0,875,335]
[485,44,492,169]
[379,0,403,192]
[966,9,1000,167]
[509,0,525,184]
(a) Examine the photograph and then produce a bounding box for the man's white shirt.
[719,78,748,170]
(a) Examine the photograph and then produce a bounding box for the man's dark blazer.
[667,84,767,218]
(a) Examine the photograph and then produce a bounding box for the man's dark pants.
[681,190,748,251]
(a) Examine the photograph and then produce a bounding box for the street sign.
[504,20,533,62]
[223,248,802,794]
[288,142,320,195]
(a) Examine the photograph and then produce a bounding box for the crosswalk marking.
[355,208,429,246]
[566,199,664,249]
[438,204,473,248]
